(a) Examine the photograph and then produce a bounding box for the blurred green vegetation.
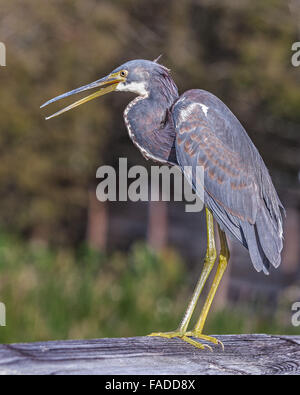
[0,234,297,344]
[0,235,187,342]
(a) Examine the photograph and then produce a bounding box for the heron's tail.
[240,204,284,275]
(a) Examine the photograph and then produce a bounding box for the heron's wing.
[173,89,283,273]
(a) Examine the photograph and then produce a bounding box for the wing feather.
[173,89,284,273]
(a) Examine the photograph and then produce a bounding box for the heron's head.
[41,59,178,120]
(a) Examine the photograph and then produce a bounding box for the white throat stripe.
[116,81,148,97]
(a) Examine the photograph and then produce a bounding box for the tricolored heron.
[41,58,284,350]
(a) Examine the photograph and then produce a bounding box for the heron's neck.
[123,90,178,164]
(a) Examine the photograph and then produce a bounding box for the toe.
[147,331,184,339]
[185,332,224,349]
[181,336,213,351]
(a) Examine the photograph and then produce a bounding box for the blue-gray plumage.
[41,58,284,349]
[112,59,284,275]
[173,89,284,274]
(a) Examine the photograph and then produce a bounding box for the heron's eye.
[120,70,128,78]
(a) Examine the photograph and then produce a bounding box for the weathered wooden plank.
[0,334,299,375]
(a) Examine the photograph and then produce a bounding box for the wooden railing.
[0,334,299,375]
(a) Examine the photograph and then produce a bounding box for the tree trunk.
[147,200,168,251]
[86,188,108,251]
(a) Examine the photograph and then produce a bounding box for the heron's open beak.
[40,72,125,120]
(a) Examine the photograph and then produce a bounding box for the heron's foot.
[185,330,224,351]
[148,330,213,351]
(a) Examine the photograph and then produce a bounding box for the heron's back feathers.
[173,89,284,274]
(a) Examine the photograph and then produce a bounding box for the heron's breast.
[123,98,177,165]
[123,97,164,163]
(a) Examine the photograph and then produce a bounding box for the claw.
[218,339,225,351]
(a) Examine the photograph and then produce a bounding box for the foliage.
[0,235,187,342]
[0,235,297,344]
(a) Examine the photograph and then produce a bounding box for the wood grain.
[0,334,299,375]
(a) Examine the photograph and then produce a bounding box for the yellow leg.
[178,208,217,332]
[148,208,217,350]
[185,225,229,349]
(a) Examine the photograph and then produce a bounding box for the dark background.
[0,0,299,343]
